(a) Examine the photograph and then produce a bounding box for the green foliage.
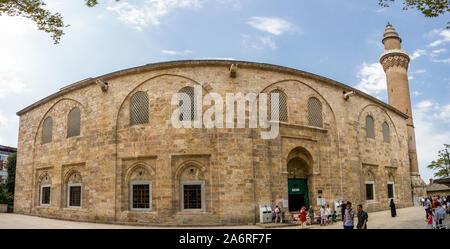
[0,183,12,205]
[427,144,450,178]
[0,0,118,44]
[378,0,450,28]
[6,152,16,197]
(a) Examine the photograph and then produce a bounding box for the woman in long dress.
[390,199,397,217]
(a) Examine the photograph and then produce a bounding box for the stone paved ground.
[0,206,448,229]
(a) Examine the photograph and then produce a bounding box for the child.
[320,205,327,226]
[331,211,337,222]
[426,211,433,229]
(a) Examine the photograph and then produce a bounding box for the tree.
[0,0,118,44]
[427,144,450,178]
[6,152,16,198]
[378,0,450,28]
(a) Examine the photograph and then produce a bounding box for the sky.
[0,0,449,183]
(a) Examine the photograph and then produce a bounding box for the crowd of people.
[270,195,449,229]
[421,195,449,229]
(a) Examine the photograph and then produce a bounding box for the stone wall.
[14,61,414,225]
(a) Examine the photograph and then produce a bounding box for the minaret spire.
[379,23,426,205]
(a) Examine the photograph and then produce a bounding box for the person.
[320,205,326,226]
[274,205,283,223]
[307,205,315,225]
[426,210,433,229]
[299,206,307,229]
[340,201,347,222]
[331,211,337,222]
[356,204,368,229]
[425,201,430,218]
[434,202,446,227]
[390,199,397,217]
[343,201,355,229]
[326,204,332,224]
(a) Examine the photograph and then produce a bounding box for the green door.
[288,179,309,211]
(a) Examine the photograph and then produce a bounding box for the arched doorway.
[287,147,312,212]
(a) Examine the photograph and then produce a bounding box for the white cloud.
[410,49,426,60]
[355,62,387,99]
[161,49,193,55]
[411,69,426,74]
[408,76,414,80]
[413,100,450,181]
[259,36,277,49]
[107,0,201,30]
[242,34,279,50]
[431,58,450,63]
[430,48,447,57]
[427,29,450,47]
[413,91,422,96]
[247,17,297,35]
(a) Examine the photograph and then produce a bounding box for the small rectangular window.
[69,185,81,207]
[132,183,150,210]
[183,184,202,209]
[366,183,374,201]
[41,186,51,205]
[387,183,394,199]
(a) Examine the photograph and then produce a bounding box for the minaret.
[380,23,426,205]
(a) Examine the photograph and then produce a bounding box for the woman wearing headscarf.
[390,199,397,217]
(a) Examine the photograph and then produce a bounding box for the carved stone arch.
[175,160,206,181]
[357,104,400,146]
[115,73,211,130]
[37,171,52,185]
[33,98,87,147]
[364,169,376,182]
[64,168,82,184]
[259,79,338,128]
[125,163,155,182]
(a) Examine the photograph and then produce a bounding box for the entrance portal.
[288,179,308,212]
[287,147,312,212]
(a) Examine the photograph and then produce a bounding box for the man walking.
[356,204,368,229]
[340,201,347,222]
[343,201,355,229]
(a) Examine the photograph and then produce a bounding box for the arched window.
[308,97,323,127]
[179,165,205,211]
[127,165,153,211]
[269,89,288,122]
[178,87,196,121]
[366,115,375,139]
[67,108,81,137]
[66,171,82,208]
[387,174,395,199]
[382,122,390,143]
[38,173,51,206]
[130,91,149,126]
[42,117,53,144]
[365,171,375,201]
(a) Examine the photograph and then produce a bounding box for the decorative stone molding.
[380,51,410,71]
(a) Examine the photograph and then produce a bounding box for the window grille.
[366,116,375,138]
[132,184,150,209]
[308,97,323,127]
[382,122,390,143]
[67,108,81,137]
[69,186,81,207]
[183,184,202,209]
[387,183,394,199]
[179,87,196,121]
[365,183,374,200]
[42,117,53,144]
[269,90,288,122]
[41,186,50,205]
[130,91,149,126]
